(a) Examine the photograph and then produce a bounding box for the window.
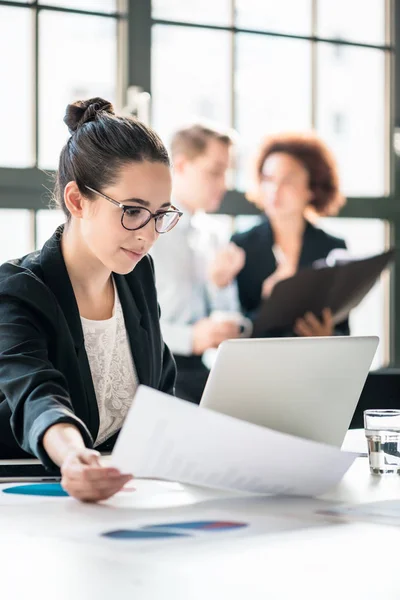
[36,209,66,250]
[152,0,231,26]
[0,210,33,264]
[0,6,34,168]
[317,0,385,46]
[39,11,118,169]
[0,0,124,266]
[152,25,231,146]
[151,0,391,197]
[0,1,123,171]
[235,34,311,190]
[235,0,312,36]
[316,43,386,196]
[40,0,117,12]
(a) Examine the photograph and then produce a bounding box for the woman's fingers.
[302,312,321,329]
[294,319,313,337]
[295,309,334,337]
[60,447,133,502]
[322,307,333,327]
[62,473,132,502]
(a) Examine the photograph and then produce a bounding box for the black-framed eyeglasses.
[85,186,183,234]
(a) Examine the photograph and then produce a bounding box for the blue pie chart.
[3,483,68,497]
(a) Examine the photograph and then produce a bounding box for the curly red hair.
[248,132,345,216]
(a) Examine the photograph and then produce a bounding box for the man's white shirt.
[150,211,240,356]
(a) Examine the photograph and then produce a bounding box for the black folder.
[252,249,395,336]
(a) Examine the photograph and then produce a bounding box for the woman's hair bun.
[64,97,115,134]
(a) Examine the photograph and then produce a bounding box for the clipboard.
[252,249,395,336]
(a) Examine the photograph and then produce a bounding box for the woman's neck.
[269,214,306,245]
[61,223,114,319]
[269,214,307,268]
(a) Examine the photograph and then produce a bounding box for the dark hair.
[55,97,170,220]
[170,122,234,160]
[248,131,345,216]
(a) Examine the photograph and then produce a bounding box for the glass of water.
[364,409,400,475]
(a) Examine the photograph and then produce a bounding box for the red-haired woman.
[232,132,349,337]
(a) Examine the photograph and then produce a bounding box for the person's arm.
[149,261,240,363]
[43,423,86,465]
[207,243,246,288]
[207,278,242,314]
[0,297,93,469]
[150,239,195,356]
[150,232,241,358]
[159,321,194,356]
[42,423,132,501]
[0,296,131,501]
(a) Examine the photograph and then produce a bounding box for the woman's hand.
[208,243,246,288]
[60,448,132,503]
[261,265,296,298]
[294,308,334,337]
[192,317,240,355]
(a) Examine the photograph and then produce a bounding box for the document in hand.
[253,249,395,335]
[111,386,357,498]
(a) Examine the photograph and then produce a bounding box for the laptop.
[0,459,61,483]
[200,336,379,447]
[0,454,113,483]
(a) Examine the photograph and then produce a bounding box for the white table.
[0,433,399,600]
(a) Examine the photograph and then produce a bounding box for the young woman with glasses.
[0,97,182,502]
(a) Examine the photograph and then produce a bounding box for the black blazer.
[0,227,176,468]
[232,218,350,336]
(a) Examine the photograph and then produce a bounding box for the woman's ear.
[64,181,84,219]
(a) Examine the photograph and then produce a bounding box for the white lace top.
[81,281,138,446]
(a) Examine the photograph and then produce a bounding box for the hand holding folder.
[252,249,395,336]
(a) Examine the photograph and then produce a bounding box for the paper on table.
[111,386,357,498]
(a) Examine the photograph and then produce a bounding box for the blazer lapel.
[40,227,83,349]
[114,273,153,387]
[298,221,318,268]
[260,220,278,279]
[39,226,99,436]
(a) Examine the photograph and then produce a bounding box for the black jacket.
[0,227,176,467]
[232,218,350,336]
